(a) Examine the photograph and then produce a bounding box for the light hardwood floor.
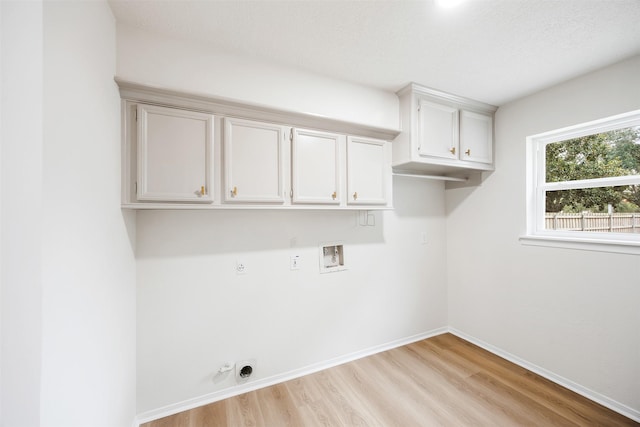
[142,333,638,426]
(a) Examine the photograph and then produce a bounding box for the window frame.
[522,110,640,255]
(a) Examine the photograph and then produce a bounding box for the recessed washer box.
[319,242,346,273]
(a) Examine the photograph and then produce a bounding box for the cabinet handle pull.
[201,185,205,196]
[332,191,337,200]
[465,149,471,156]
[353,192,358,201]
[232,186,238,197]
[449,147,456,155]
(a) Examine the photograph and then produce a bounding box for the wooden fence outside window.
[545,212,640,233]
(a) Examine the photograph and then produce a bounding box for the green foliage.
[545,127,640,213]
[606,128,640,172]
[624,184,640,208]
[616,198,640,213]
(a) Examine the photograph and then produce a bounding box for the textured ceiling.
[108,0,640,106]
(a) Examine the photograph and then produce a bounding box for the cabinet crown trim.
[115,78,400,141]
[397,82,497,114]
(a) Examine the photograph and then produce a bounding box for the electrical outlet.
[290,255,300,270]
[236,260,247,275]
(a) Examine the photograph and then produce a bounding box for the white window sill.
[520,234,640,255]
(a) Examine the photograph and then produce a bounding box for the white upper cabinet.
[292,128,342,205]
[417,100,459,160]
[119,80,398,209]
[347,136,389,205]
[459,110,493,164]
[393,83,496,177]
[224,117,286,203]
[136,104,213,203]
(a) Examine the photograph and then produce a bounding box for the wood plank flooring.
[142,333,638,426]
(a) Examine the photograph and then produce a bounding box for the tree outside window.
[545,127,640,216]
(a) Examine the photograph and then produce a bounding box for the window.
[523,110,640,254]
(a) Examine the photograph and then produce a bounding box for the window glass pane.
[545,186,640,233]
[545,127,640,182]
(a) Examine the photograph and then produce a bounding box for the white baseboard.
[136,326,639,425]
[135,327,448,426]
[448,328,640,423]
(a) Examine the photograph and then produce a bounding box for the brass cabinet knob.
[465,149,471,156]
[449,147,456,155]
[201,185,205,196]
[331,191,337,200]
[353,192,358,200]
[232,186,238,197]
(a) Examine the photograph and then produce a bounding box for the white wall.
[116,24,399,130]
[136,178,447,414]
[0,3,2,419]
[2,2,138,426]
[118,24,448,416]
[1,2,44,425]
[39,2,137,426]
[446,55,640,416]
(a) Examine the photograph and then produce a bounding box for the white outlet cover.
[290,255,300,270]
[236,260,247,275]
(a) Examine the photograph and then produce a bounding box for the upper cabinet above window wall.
[459,110,493,165]
[393,83,497,179]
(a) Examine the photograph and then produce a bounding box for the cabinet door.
[224,118,286,203]
[459,110,493,164]
[292,128,341,204]
[417,100,459,160]
[137,104,213,202]
[347,137,388,205]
